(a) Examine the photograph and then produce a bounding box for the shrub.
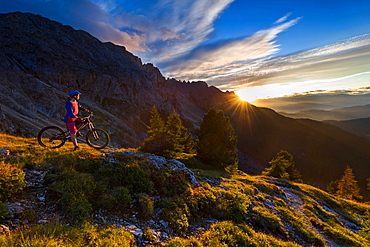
[20,210,37,223]
[96,161,153,194]
[168,207,189,235]
[160,198,190,235]
[185,187,216,216]
[152,168,191,197]
[99,186,132,213]
[142,228,156,242]
[137,193,154,219]
[162,237,203,246]
[0,203,8,221]
[215,190,250,222]
[0,161,25,201]
[50,169,96,223]
[202,221,257,247]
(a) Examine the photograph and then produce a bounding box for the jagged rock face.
[0,12,230,145]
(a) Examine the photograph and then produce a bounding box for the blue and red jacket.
[64,100,89,123]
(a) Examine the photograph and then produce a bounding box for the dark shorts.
[66,119,84,134]
[66,122,78,134]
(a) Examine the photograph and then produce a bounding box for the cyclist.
[64,90,92,151]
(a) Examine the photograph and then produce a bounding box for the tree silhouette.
[140,106,166,155]
[336,166,362,201]
[140,107,193,158]
[196,108,238,170]
[262,150,302,183]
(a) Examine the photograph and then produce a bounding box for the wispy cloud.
[160,16,301,82]
[274,12,291,24]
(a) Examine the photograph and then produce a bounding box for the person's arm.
[78,103,92,114]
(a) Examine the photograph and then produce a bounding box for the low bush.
[162,237,203,246]
[202,221,258,246]
[20,210,37,223]
[0,161,25,201]
[95,160,153,194]
[185,187,217,216]
[98,186,132,213]
[50,169,96,223]
[215,190,250,222]
[160,198,190,234]
[137,193,154,219]
[142,228,156,241]
[0,203,8,221]
[151,168,191,197]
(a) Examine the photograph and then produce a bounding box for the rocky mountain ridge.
[1,12,370,200]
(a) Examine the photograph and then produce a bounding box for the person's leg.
[70,134,79,149]
[66,122,79,150]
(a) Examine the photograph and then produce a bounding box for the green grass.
[2,133,370,246]
[0,222,135,247]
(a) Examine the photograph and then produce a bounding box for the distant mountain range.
[1,12,370,199]
[280,104,370,121]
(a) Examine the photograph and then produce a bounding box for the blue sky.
[1,0,370,110]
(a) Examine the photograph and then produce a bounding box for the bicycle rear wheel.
[86,128,110,149]
[38,126,67,148]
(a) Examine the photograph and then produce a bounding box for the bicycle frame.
[38,114,110,149]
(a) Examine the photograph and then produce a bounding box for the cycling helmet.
[68,90,81,97]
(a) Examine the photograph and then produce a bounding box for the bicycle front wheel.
[38,126,67,148]
[86,128,110,149]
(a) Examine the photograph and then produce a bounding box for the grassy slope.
[1,134,370,246]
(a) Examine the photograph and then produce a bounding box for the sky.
[1,0,370,111]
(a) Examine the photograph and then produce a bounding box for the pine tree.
[196,108,238,170]
[262,150,302,183]
[164,110,187,157]
[140,107,194,158]
[327,180,340,195]
[140,106,166,154]
[147,106,165,140]
[336,166,363,201]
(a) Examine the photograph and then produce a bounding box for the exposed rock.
[0,224,10,235]
[0,149,9,158]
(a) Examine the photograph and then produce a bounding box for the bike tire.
[86,128,110,149]
[37,126,67,148]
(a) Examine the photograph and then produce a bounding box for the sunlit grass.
[0,222,135,247]
[3,134,370,246]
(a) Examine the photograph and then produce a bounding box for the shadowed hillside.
[325,117,370,138]
[1,12,370,200]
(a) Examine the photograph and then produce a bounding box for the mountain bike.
[37,114,110,149]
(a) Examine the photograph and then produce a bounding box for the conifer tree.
[327,180,340,195]
[147,106,165,140]
[262,150,302,183]
[140,106,166,154]
[336,166,362,201]
[164,110,187,157]
[140,107,194,158]
[196,108,238,170]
